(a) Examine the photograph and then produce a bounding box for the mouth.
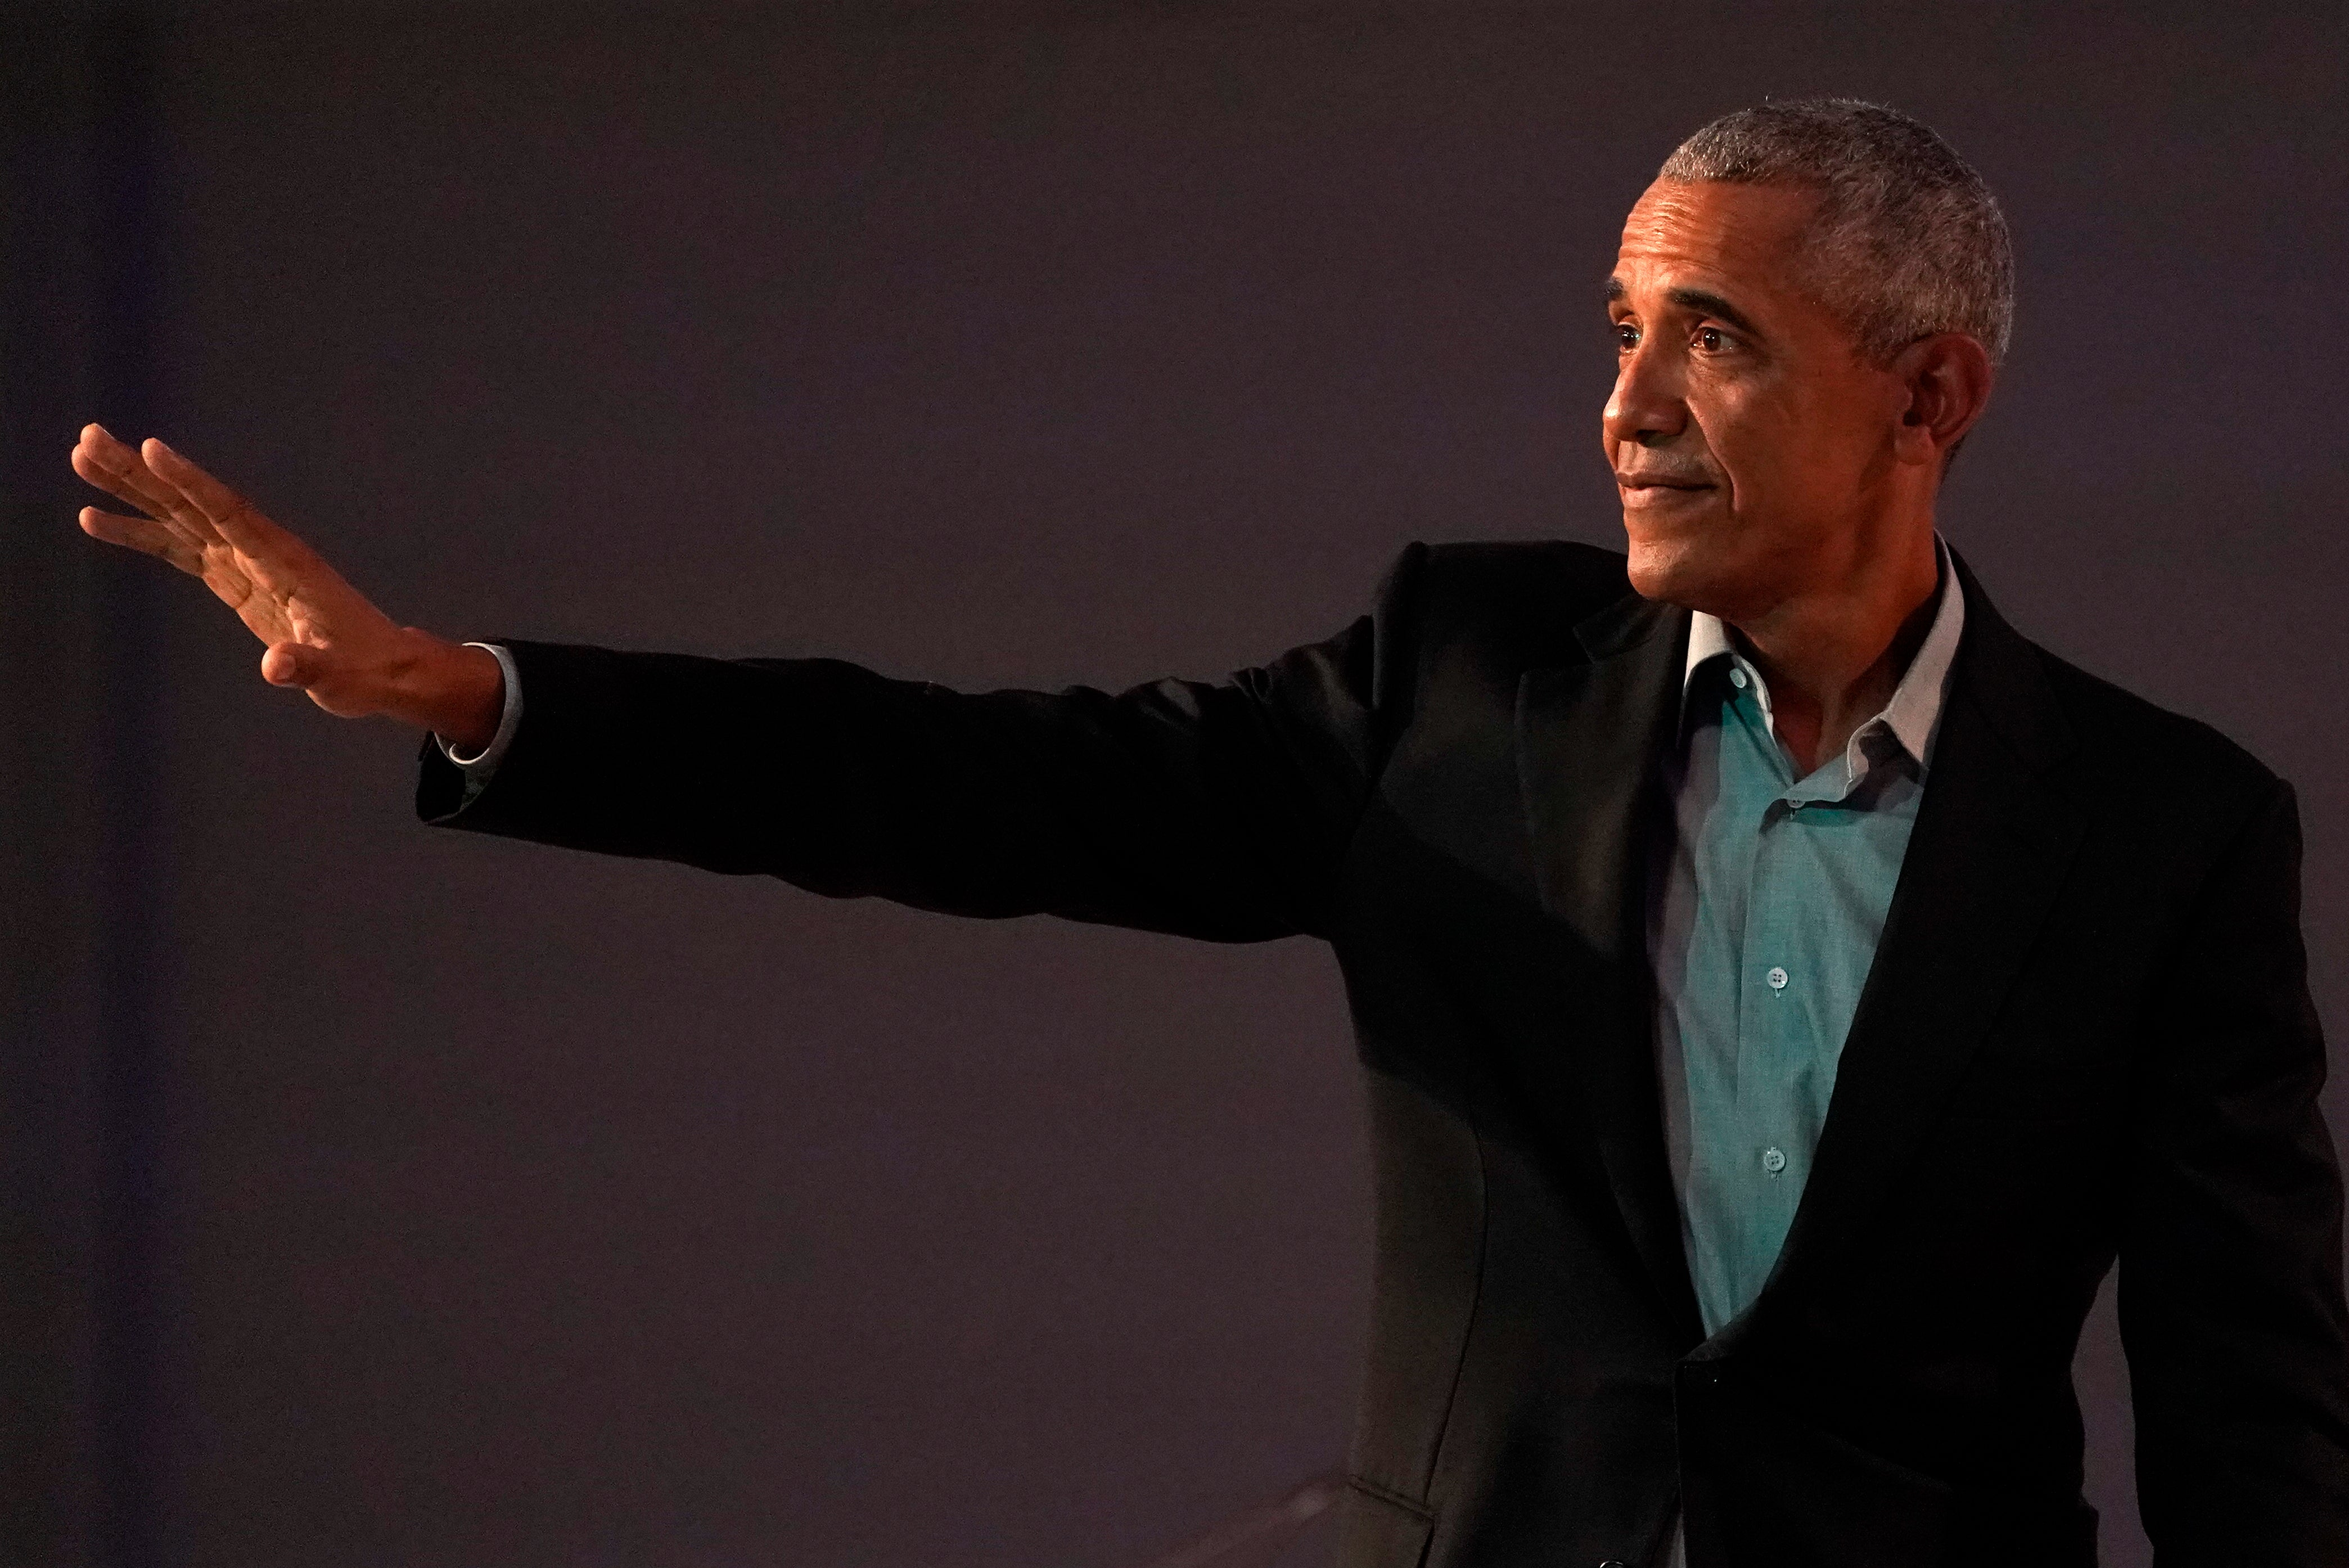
[1615,473,1716,507]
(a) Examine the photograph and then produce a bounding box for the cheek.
[1787,377,1891,472]
[1688,387,1777,502]
[1697,380,1859,515]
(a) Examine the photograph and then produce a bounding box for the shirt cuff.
[434,642,522,787]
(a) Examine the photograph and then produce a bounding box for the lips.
[1614,471,1713,490]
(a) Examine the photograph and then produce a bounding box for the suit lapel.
[1512,555,2085,1349]
[1516,589,1705,1346]
[1755,555,2085,1314]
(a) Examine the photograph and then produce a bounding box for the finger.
[260,641,331,688]
[73,431,223,549]
[260,642,364,703]
[74,430,184,517]
[79,506,204,575]
[144,438,286,556]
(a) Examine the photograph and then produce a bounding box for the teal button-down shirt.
[1648,543,1967,1339]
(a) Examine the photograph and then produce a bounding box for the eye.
[1696,325,1730,353]
[1614,321,1639,352]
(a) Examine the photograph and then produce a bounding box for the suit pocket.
[1697,1396,1957,1568]
[1336,1477,1434,1568]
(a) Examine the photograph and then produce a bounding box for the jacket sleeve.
[2120,777,2349,1564]
[414,544,1426,943]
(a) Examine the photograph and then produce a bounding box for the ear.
[1890,332,1995,470]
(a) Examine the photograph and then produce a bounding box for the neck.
[1729,522,1941,776]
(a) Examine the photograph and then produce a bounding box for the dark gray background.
[8,3,2344,1565]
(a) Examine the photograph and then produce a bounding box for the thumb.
[260,641,333,688]
[261,639,383,721]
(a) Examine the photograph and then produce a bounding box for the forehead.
[1611,178,1822,304]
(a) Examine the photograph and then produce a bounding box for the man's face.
[1604,178,1908,616]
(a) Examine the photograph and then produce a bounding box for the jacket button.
[1599,1561,1629,1567]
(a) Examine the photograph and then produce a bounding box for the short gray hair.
[1658,98,2013,366]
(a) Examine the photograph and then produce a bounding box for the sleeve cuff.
[435,642,522,785]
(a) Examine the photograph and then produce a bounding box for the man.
[73,99,2349,1566]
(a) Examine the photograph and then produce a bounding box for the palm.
[73,426,400,715]
[195,517,361,655]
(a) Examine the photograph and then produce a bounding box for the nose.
[1602,337,1688,454]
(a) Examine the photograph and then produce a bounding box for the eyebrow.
[1605,277,1766,341]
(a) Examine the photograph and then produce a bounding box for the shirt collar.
[1680,535,1967,773]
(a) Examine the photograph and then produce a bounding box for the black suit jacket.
[421,541,2349,1567]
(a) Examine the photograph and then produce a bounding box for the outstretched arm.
[71,425,505,751]
[417,593,1412,943]
[75,423,1424,942]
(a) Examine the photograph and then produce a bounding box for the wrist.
[392,629,503,751]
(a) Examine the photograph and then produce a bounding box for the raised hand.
[73,425,504,750]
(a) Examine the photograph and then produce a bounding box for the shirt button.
[1728,666,1748,688]
[1762,1146,1787,1174]
[1765,965,1789,990]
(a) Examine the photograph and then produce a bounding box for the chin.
[1622,506,1750,615]
[1624,530,1714,609]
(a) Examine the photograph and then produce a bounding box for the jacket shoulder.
[1402,539,1634,665]
[2029,639,2284,805]
[1417,538,1632,613]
